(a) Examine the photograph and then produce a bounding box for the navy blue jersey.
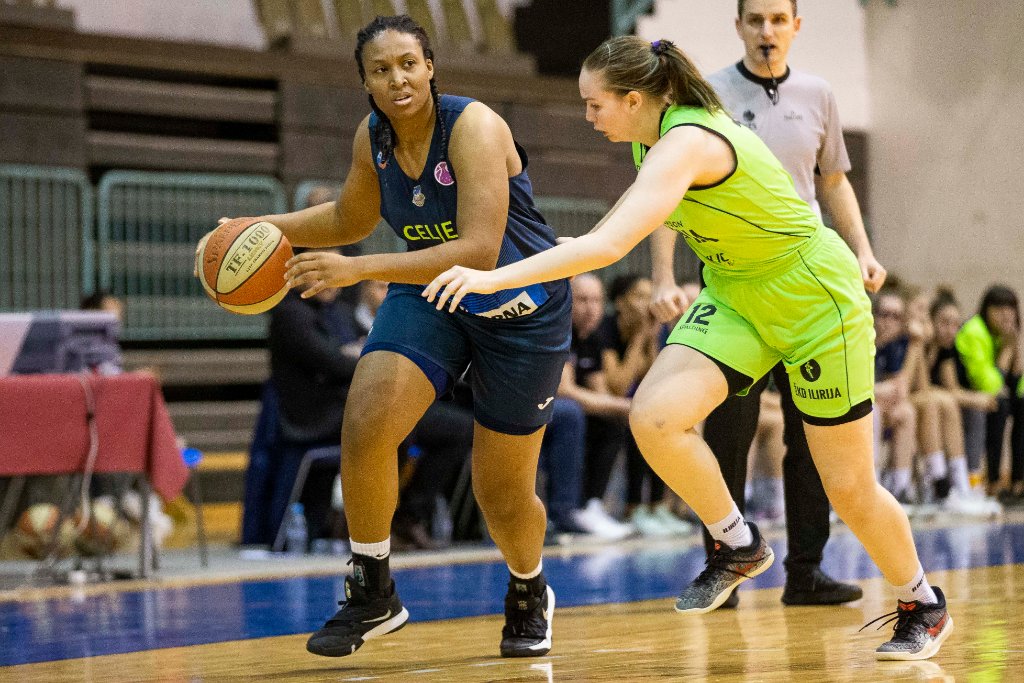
[369,94,566,318]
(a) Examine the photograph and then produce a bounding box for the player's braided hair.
[355,15,448,167]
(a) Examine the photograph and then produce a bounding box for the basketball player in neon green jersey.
[424,36,952,660]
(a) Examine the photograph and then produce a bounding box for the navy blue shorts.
[363,282,572,435]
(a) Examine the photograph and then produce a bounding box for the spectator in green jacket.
[955,285,1024,502]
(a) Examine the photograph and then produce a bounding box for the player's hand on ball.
[423,266,498,312]
[193,218,233,277]
[285,250,357,298]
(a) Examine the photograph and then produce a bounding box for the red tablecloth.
[0,372,189,500]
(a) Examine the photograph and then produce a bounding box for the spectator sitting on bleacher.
[603,274,690,537]
[924,288,1002,515]
[929,289,999,492]
[956,284,1024,504]
[904,288,993,515]
[873,284,920,506]
[563,274,636,540]
[267,247,363,542]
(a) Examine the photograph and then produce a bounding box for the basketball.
[196,218,293,315]
[12,503,76,559]
[74,500,132,557]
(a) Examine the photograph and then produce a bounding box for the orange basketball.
[197,218,293,315]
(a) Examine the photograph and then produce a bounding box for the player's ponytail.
[583,36,723,112]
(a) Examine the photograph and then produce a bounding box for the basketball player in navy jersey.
[212,15,570,659]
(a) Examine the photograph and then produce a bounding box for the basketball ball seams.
[218,286,289,314]
[217,243,290,306]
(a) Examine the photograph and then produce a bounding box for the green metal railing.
[0,164,93,312]
[97,171,287,341]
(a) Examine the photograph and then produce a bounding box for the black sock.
[352,552,391,595]
[508,571,546,598]
[933,477,952,500]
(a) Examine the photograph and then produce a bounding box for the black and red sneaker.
[864,586,953,660]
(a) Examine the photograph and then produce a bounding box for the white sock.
[893,566,938,605]
[350,538,391,560]
[948,457,971,494]
[926,451,948,480]
[510,559,543,580]
[708,503,754,549]
[891,468,912,497]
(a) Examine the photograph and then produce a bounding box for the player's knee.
[472,480,521,521]
[820,471,871,515]
[630,398,695,446]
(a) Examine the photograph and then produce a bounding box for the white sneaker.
[650,504,694,536]
[629,507,674,537]
[941,489,998,518]
[571,499,633,541]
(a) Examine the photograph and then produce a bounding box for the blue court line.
[0,522,1022,666]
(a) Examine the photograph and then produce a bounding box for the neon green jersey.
[632,106,822,278]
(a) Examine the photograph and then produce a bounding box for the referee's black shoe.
[500,574,554,657]
[306,577,409,657]
[782,567,863,605]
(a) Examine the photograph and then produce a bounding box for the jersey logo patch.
[434,161,454,186]
[800,359,821,383]
[477,290,538,319]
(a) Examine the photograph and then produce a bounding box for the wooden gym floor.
[1,517,1022,681]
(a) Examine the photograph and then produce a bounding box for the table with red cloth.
[0,371,188,500]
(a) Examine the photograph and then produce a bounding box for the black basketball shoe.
[863,586,953,660]
[500,574,554,657]
[675,521,773,614]
[306,576,409,657]
[782,567,863,605]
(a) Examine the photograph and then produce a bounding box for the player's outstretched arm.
[423,126,720,312]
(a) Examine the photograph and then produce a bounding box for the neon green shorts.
[667,228,875,422]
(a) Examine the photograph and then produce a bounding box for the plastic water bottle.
[284,502,308,555]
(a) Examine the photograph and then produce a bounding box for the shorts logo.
[537,396,554,410]
[434,161,454,186]
[479,291,538,319]
[800,359,821,383]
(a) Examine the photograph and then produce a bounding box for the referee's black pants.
[701,362,831,576]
